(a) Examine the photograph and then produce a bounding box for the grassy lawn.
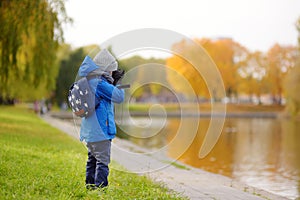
[0,105,186,200]
[128,102,285,113]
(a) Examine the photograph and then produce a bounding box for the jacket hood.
[78,56,99,77]
[93,49,118,72]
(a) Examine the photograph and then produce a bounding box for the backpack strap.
[86,74,101,81]
[86,74,102,109]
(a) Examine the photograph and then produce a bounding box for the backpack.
[67,76,99,118]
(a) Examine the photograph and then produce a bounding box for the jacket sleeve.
[96,80,124,103]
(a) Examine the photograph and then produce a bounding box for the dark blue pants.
[85,140,111,188]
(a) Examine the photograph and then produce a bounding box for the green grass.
[162,161,190,171]
[0,105,186,200]
[169,162,190,171]
[127,102,285,113]
[127,103,180,112]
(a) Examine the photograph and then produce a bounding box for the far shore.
[124,110,281,118]
[48,102,300,120]
[51,104,289,119]
[51,110,281,119]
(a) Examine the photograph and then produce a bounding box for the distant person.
[40,99,47,115]
[34,100,39,114]
[59,102,67,112]
[77,49,125,190]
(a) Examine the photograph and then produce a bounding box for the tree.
[167,38,247,101]
[0,0,71,103]
[266,44,298,104]
[118,55,165,100]
[284,61,300,115]
[284,17,300,115]
[55,48,85,106]
[166,52,209,98]
[237,51,268,103]
[197,38,249,99]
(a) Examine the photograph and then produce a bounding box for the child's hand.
[112,69,125,85]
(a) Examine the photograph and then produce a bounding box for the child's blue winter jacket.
[78,56,124,142]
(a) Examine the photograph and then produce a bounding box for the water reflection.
[117,117,300,199]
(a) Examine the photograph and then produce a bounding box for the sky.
[63,0,300,57]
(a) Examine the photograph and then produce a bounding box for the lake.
[116,116,300,199]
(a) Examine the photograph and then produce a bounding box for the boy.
[77,49,124,189]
